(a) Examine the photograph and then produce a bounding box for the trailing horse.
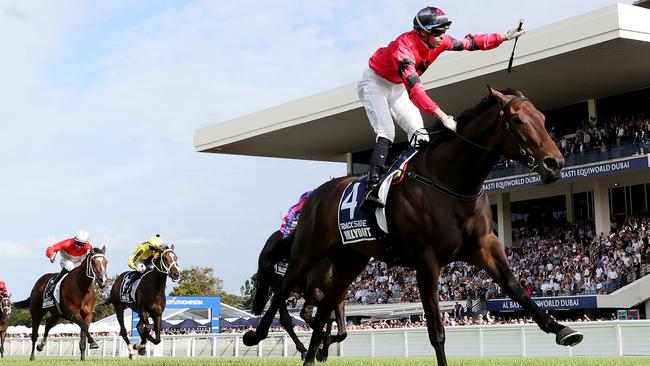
[0,297,10,358]
[248,88,581,366]
[109,245,180,359]
[13,247,108,361]
[248,230,367,361]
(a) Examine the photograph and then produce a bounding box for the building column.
[564,183,574,223]
[588,99,597,121]
[645,299,650,320]
[592,179,612,237]
[494,193,512,247]
[346,152,353,175]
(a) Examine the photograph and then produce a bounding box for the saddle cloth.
[337,148,419,244]
[42,273,69,310]
[120,270,151,303]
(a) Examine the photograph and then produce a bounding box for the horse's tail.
[252,230,293,315]
[12,298,30,308]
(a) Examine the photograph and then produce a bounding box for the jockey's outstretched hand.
[504,22,525,41]
[136,263,146,273]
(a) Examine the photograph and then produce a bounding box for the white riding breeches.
[357,68,427,144]
[60,258,82,271]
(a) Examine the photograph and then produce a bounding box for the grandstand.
[194,3,650,325]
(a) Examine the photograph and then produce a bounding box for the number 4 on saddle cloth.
[338,148,418,245]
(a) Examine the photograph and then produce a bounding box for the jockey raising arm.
[280,190,314,238]
[128,234,165,273]
[44,230,92,297]
[358,6,524,209]
[0,280,10,298]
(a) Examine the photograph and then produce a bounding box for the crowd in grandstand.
[344,213,650,306]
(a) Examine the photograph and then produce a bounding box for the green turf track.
[2,357,650,366]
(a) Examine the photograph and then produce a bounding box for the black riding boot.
[361,137,391,210]
[47,268,68,298]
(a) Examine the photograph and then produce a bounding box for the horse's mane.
[456,88,523,130]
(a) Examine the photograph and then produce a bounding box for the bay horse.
[248,230,366,361]
[13,246,108,361]
[109,245,180,358]
[248,87,582,366]
[0,297,10,358]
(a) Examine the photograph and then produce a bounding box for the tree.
[239,275,257,309]
[93,275,116,321]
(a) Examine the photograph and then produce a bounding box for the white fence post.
[616,323,623,356]
[370,332,375,357]
[234,336,240,357]
[403,330,409,357]
[520,326,526,357]
[283,335,288,357]
[478,328,484,357]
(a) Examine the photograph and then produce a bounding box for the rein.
[406,95,532,201]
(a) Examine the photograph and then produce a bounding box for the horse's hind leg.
[36,312,60,352]
[114,302,135,356]
[416,258,447,366]
[468,233,583,347]
[278,302,306,356]
[303,300,335,366]
[29,309,44,361]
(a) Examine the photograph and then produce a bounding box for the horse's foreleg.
[36,313,60,352]
[470,234,583,347]
[69,312,98,351]
[79,326,87,361]
[1,329,6,358]
[279,302,306,356]
[303,301,334,366]
[329,301,347,343]
[145,314,162,345]
[242,291,283,346]
[416,258,447,366]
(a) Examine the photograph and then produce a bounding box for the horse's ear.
[171,244,175,251]
[101,245,106,254]
[487,85,507,106]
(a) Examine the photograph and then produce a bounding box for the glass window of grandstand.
[573,191,594,221]
[609,183,650,219]
[510,195,566,249]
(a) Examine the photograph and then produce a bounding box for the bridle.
[405,95,537,201]
[0,297,10,316]
[153,248,179,275]
[86,253,107,282]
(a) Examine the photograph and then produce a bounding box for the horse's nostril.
[544,157,560,171]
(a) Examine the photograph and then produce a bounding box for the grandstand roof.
[194,3,650,163]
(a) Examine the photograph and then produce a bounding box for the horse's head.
[157,244,181,282]
[489,87,565,183]
[1,297,11,316]
[87,246,108,288]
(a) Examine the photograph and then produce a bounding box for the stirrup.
[361,190,385,209]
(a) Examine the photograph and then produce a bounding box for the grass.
[1,357,650,366]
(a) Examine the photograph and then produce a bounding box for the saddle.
[337,148,419,244]
[42,274,68,311]
[120,270,151,303]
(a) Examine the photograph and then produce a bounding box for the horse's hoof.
[89,341,99,349]
[242,330,259,346]
[36,344,44,352]
[129,352,137,360]
[300,351,307,360]
[138,347,146,356]
[316,349,329,362]
[556,327,584,347]
[30,355,35,361]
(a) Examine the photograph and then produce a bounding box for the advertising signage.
[483,156,649,192]
[486,295,597,312]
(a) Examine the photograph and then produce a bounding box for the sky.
[0,0,634,298]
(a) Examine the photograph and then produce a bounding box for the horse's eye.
[511,117,523,125]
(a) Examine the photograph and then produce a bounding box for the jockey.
[45,230,92,297]
[280,190,313,238]
[358,6,525,209]
[128,234,165,274]
[0,280,10,298]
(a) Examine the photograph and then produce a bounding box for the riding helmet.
[149,234,164,248]
[413,7,452,32]
[74,230,90,244]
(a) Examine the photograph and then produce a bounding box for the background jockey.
[280,190,313,238]
[45,230,92,298]
[128,234,165,276]
[358,6,525,209]
[0,280,10,298]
